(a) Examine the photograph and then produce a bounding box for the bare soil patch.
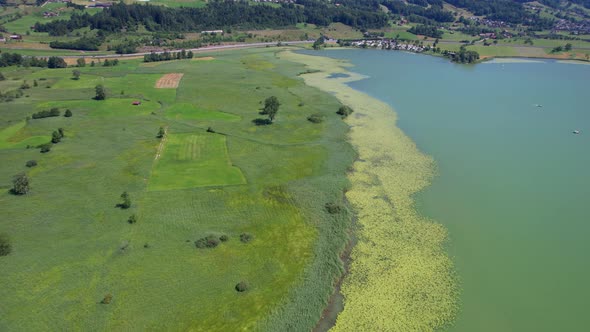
[155,73,184,89]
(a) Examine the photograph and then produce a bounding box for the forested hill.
[34,0,388,36]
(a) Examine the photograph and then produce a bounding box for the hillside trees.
[72,69,81,80]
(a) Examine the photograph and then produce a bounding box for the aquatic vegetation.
[283,51,458,331]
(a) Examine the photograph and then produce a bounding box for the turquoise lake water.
[304,49,590,331]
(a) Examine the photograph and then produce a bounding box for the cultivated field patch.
[165,103,240,121]
[155,73,184,88]
[149,132,246,190]
[191,56,215,61]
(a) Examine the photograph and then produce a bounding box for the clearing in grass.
[149,132,246,190]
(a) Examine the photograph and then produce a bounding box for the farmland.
[0,47,354,331]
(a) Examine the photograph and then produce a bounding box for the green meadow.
[0,48,354,331]
[149,133,246,190]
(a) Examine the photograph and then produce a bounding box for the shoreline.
[318,45,590,64]
[283,50,458,331]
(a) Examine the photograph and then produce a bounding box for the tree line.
[143,50,194,63]
[0,53,67,68]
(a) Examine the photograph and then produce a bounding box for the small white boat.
[573,130,580,134]
[535,104,543,108]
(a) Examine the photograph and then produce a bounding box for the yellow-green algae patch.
[282,51,458,331]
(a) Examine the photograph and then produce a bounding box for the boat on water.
[573,130,580,134]
[535,104,543,108]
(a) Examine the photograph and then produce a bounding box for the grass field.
[165,103,241,121]
[149,133,246,190]
[0,47,354,331]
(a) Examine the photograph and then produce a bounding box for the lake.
[304,49,590,331]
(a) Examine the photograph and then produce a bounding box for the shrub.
[32,108,60,119]
[325,202,342,214]
[64,109,72,117]
[39,143,51,153]
[240,233,253,243]
[235,281,249,292]
[128,214,137,224]
[219,234,228,242]
[206,127,215,133]
[307,113,324,123]
[11,173,30,195]
[25,160,37,168]
[117,192,131,209]
[101,293,113,304]
[195,235,220,249]
[0,233,11,256]
[337,105,354,118]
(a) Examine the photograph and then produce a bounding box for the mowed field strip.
[149,132,246,191]
[155,73,184,88]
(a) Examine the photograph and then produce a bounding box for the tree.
[95,84,106,100]
[313,36,325,50]
[187,50,194,59]
[72,69,81,80]
[0,72,5,81]
[64,109,72,117]
[47,56,67,69]
[51,131,61,143]
[564,43,572,51]
[118,191,131,209]
[262,96,280,122]
[0,233,11,256]
[77,58,86,67]
[156,126,165,139]
[11,173,30,195]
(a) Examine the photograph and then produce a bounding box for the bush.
[39,143,51,153]
[0,233,11,256]
[307,113,324,123]
[235,281,249,292]
[118,191,131,209]
[64,109,72,117]
[336,105,354,118]
[32,108,60,119]
[25,160,37,168]
[325,202,342,214]
[240,233,253,243]
[219,234,228,242]
[127,214,137,224]
[101,293,113,304]
[206,127,215,133]
[195,235,220,249]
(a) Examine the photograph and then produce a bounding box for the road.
[59,41,313,59]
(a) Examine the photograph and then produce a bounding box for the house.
[9,35,22,40]
[201,30,224,35]
[132,101,141,106]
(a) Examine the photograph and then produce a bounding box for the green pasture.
[37,98,162,117]
[0,47,354,331]
[165,103,240,121]
[0,121,50,150]
[149,133,246,190]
